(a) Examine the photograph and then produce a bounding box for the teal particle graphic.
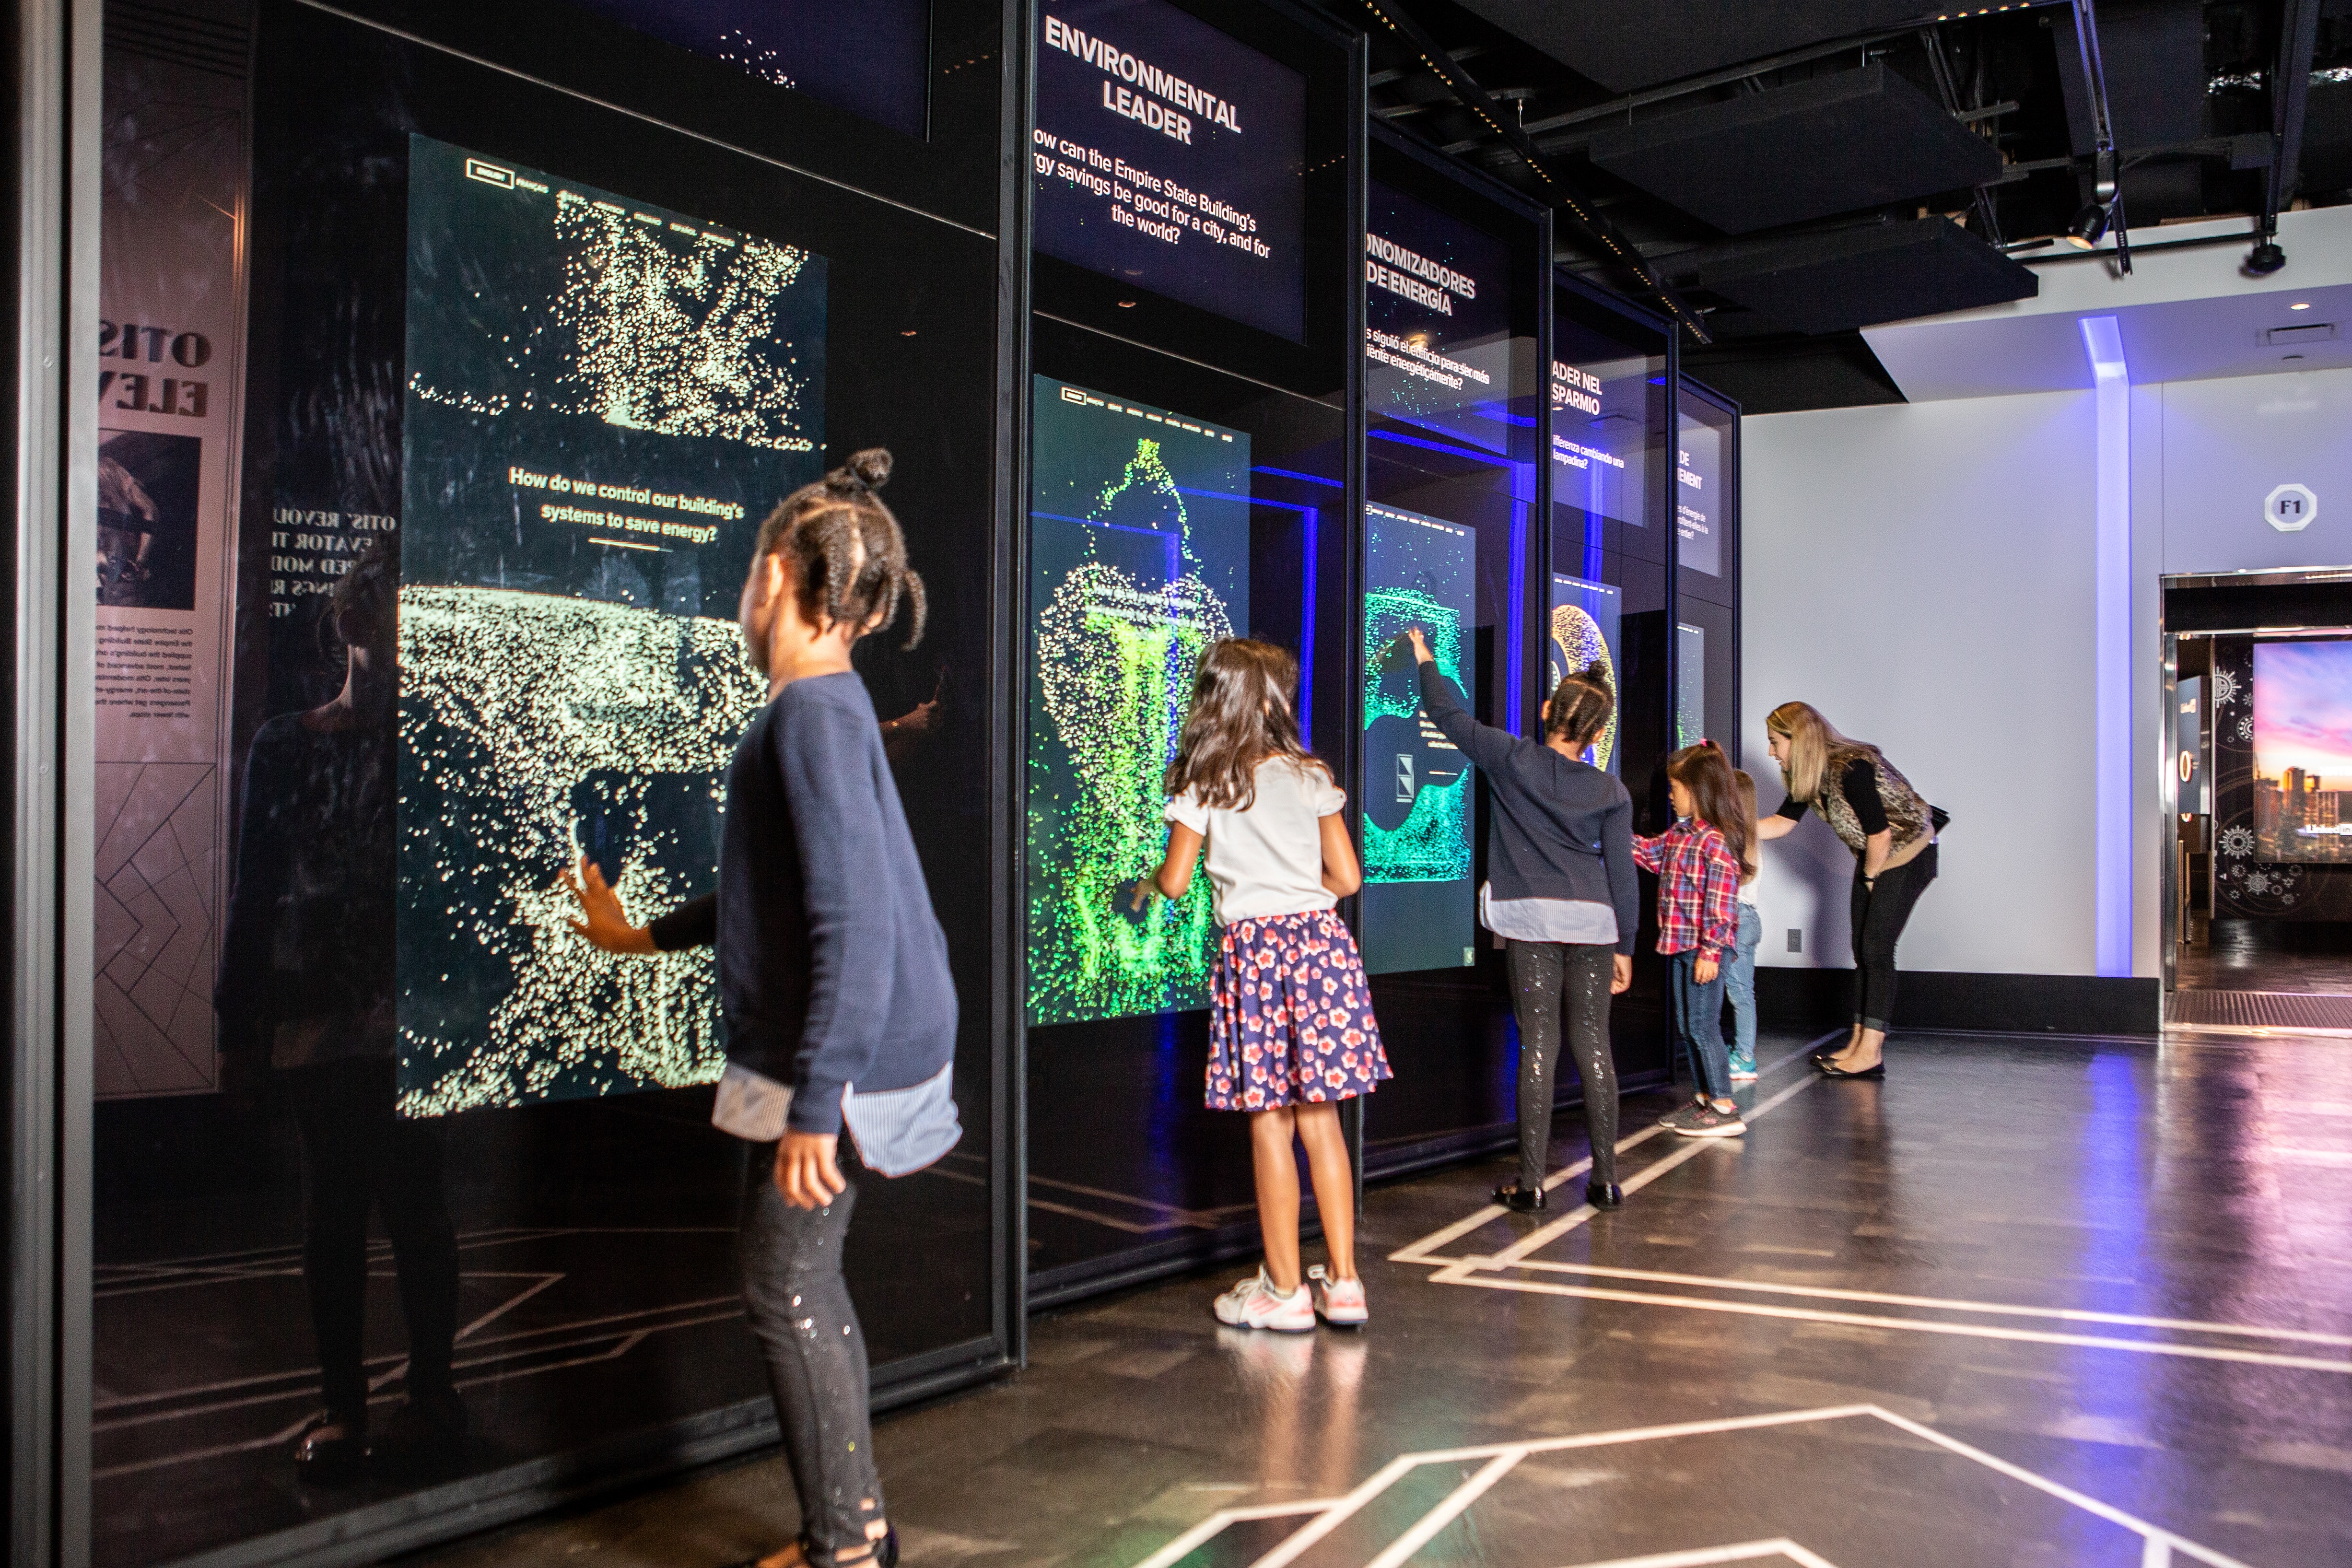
[1362,587,1471,884]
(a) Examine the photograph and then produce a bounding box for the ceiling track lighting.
[2068,0,2131,274]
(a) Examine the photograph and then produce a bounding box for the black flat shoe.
[292,1414,367,1486]
[1586,1181,1623,1209]
[1818,1060,1885,1079]
[1492,1184,1546,1213]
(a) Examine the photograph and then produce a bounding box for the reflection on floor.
[415,1026,2352,1568]
[2176,916,2352,994]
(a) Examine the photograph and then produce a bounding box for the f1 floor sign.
[2267,482,2318,532]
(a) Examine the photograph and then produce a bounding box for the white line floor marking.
[1478,1258,2352,1347]
[1132,1405,2247,1568]
[1434,1271,2352,1374]
[1388,1036,1837,1267]
[1554,1543,1841,1568]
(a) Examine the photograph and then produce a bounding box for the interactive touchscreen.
[1362,503,1476,976]
[1548,573,1621,774]
[2252,639,2352,862]
[1365,180,1513,453]
[1676,401,1722,576]
[1027,376,1250,1025]
[572,0,930,137]
[1676,622,1705,749]
[1551,352,1649,529]
[397,135,824,1115]
[1033,0,1308,341]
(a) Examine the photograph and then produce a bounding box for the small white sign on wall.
[2266,482,2319,532]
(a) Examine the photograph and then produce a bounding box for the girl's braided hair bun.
[756,446,926,650]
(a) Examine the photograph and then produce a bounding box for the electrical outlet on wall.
[1787,929,1803,953]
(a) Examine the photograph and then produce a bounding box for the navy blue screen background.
[1364,179,1515,452]
[572,0,931,138]
[1033,0,1308,341]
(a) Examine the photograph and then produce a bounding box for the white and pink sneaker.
[1308,1265,1368,1327]
[1212,1266,1316,1333]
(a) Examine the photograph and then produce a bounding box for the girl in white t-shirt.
[1135,638,1390,1333]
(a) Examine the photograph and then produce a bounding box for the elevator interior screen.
[397,134,825,1115]
[1361,503,1475,976]
[1027,376,1250,1026]
[2252,638,2352,862]
[1548,573,1620,775]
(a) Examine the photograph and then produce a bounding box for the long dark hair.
[1164,638,1327,810]
[755,447,926,649]
[1668,741,1750,874]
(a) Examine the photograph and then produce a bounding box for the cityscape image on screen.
[2252,638,2352,863]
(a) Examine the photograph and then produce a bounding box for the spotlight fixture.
[2247,241,2287,276]
[2065,201,2112,249]
[2289,301,2312,310]
[1116,299,1136,308]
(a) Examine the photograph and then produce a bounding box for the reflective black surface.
[417,1024,2352,1568]
[92,6,1006,1563]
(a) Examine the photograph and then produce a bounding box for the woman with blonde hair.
[1753,702,1945,1078]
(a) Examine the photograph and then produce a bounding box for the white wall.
[1744,393,2100,975]
[1744,363,2352,979]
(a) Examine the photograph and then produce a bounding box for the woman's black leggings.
[1505,941,1619,1191]
[1850,843,1938,1032]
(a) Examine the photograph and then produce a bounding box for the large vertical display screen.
[1676,621,1706,749]
[1548,573,1621,774]
[397,135,823,1115]
[1676,397,1723,576]
[1027,376,1250,1025]
[2252,639,2352,862]
[1365,181,1513,452]
[1551,352,1650,529]
[571,0,931,137]
[1033,1,1308,341]
[1362,503,1475,976]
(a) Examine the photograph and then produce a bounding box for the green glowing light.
[1362,586,1471,884]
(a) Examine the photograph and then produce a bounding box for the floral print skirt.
[1206,909,1391,1112]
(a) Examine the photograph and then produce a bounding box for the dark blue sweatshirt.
[1418,663,1640,957]
[654,672,955,1135]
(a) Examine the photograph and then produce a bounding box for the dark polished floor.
[413,1026,2352,1568]
[2177,915,2352,994]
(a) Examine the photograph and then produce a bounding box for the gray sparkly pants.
[739,1164,882,1556]
[1505,941,1620,1193]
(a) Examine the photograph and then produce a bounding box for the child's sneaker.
[1213,1266,1315,1332]
[1728,1053,1758,1082]
[1307,1264,1367,1327]
[1662,1098,1747,1138]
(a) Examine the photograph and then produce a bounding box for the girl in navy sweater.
[569,451,944,1568]
[1406,629,1638,1213]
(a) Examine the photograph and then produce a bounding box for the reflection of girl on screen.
[1133,639,1390,1332]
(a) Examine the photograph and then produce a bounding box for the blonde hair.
[1765,700,1874,804]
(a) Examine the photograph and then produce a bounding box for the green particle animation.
[1028,439,1233,1025]
[1362,586,1471,884]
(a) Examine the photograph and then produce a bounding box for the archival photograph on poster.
[94,23,247,1098]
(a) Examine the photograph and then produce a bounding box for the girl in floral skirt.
[1135,638,1390,1332]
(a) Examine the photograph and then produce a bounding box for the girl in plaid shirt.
[1633,742,1750,1137]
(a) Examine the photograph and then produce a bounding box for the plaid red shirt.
[1631,819,1742,963]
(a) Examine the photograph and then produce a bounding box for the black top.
[216,714,396,1063]
[686,672,956,1135]
[1775,757,1887,836]
[1418,664,1640,956]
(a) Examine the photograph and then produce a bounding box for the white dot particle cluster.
[397,585,766,1116]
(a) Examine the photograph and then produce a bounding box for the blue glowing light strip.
[2080,315,2132,978]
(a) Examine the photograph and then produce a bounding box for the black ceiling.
[1342,0,2352,411]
